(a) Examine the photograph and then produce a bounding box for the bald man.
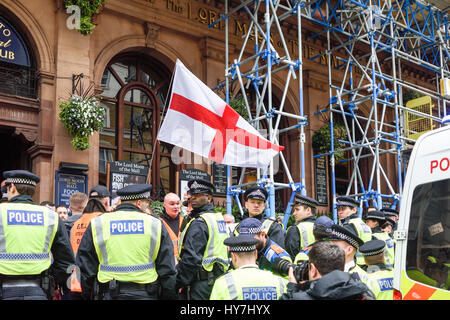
[161,193,184,264]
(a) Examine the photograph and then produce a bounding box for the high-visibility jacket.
[295,221,315,250]
[91,210,162,284]
[344,217,372,265]
[178,211,229,272]
[160,216,183,263]
[0,202,58,275]
[372,231,395,269]
[348,262,377,293]
[70,212,103,255]
[366,265,394,300]
[210,265,287,300]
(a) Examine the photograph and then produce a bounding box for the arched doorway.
[98,52,175,199]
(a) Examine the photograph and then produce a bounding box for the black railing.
[0,62,37,99]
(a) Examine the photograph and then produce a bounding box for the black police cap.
[359,239,386,257]
[187,179,215,195]
[294,194,319,208]
[365,210,386,222]
[336,196,359,208]
[117,184,152,201]
[3,170,40,186]
[244,186,268,201]
[381,208,398,217]
[224,234,259,252]
[89,185,111,198]
[328,224,364,249]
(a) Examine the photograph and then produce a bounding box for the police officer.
[237,218,291,276]
[365,210,395,269]
[76,184,177,300]
[381,208,398,234]
[0,170,75,300]
[176,179,229,300]
[294,215,334,263]
[209,234,287,300]
[359,240,394,300]
[336,196,372,266]
[237,186,285,248]
[285,194,319,258]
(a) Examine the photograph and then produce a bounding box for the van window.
[406,178,450,290]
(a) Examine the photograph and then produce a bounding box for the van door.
[394,126,450,299]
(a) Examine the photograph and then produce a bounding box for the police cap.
[365,210,386,222]
[89,185,111,198]
[294,194,319,208]
[244,186,268,201]
[224,234,259,252]
[328,224,364,249]
[381,208,398,218]
[237,217,263,235]
[3,170,40,187]
[336,196,359,208]
[313,215,334,238]
[187,179,214,195]
[384,217,395,227]
[358,239,386,257]
[117,184,152,201]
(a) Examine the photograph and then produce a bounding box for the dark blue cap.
[117,184,152,201]
[3,170,40,186]
[365,210,385,222]
[187,179,214,195]
[359,239,385,256]
[381,208,398,217]
[294,194,319,208]
[237,217,263,235]
[244,186,268,201]
[328,224,364,249]
[336,196,359,208]
[224,234,259,252]
[89,185,111,198]
[313,215,334,238]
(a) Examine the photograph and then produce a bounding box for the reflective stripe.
[278,277,285,294]
[0,213,5,251]
[201,214,216,260]
[93,216,108,265]
[0,252,50,260]
[43,210,56,252]
[148,220,161,264]
[297,224,310,248]
[225,273,238,300]
[100,262,155,273]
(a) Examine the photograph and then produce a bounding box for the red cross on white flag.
[157,59,284,168]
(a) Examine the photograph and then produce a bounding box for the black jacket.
[76,203,177,299]
[241,210,286,249]
[280,270,376,300]
[8,195,75,287]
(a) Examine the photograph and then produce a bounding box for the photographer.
[280,241,375,300]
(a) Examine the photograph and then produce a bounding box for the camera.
[273,258,310,283]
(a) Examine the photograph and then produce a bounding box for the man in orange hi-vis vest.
[161,193,183,264]
[67,185,110,299]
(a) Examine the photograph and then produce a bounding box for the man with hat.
[359,239,394,300]
[336,196,372,266]
[238,186,285,249]
[237,218,291,277]
[176,179,229,300]
[365,210,395,269]
[328,223,375,292]
[294,215,334,263]
[285,194,319,258]
[0,170,75,300]
[381,207,399,234]
[209,234,287,300]
[76,184,177,300]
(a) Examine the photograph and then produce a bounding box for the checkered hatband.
[120,192,151,201]
[6,177,37,187]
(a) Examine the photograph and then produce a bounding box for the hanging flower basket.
[58,95,106,151]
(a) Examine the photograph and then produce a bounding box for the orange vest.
[160,215,183,263]
[70,212,103,255]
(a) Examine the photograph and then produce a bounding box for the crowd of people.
[0,169,398,300]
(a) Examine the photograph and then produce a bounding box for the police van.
[393,123,450,299]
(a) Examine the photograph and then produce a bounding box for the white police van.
[393,122,450,299]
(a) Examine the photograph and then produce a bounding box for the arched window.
[99,53,175,199]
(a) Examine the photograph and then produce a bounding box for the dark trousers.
[2,286,48,300]
[189,279,214,300]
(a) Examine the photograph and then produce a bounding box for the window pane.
[406,179,450,291]
[101,68,122,98]
[111,62,137,85]
[159,156,171,195]
[123,105,153,151]
[124,89,152,105]
[99,148,116,174]
[99,100,117,147]
[140,70,157,89]
[123,151,151,167]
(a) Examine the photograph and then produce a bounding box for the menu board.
[314,156,328,206]
[107,161,149,195]
[178,169,211,198]
[212,163,239,195]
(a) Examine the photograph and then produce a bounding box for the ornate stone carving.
[144,22,160,48]
[14,127,38,143]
